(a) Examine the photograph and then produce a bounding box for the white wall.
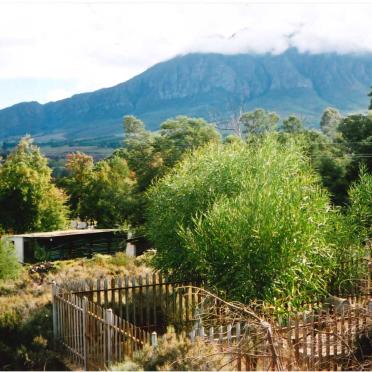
[10,237,24,262]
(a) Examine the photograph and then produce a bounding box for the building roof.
[11,229,118,239]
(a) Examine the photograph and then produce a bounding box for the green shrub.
[347,169,372,240]
[328,169,372,294]
[0,239,21,281]
[146,136,342,306]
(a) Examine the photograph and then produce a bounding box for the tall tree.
[0,137,69,233]
[368,86,372,110]
[239,109,280,137]
[63,152,94,216]
[79,155,136,228]
[320,107,342,139]
[157,116,221,168]
[119,115,161,192]
[282,115,304,133]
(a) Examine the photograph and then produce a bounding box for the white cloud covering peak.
[0,1,371,108]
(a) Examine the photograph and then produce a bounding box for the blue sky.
[0,0,371,109]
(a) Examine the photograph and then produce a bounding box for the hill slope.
[1,49,372,141]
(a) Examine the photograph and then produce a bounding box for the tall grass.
[146,135,362,307]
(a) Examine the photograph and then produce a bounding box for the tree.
[239,109,279,137]
[338,113,372,181]
[320,107,342,139]
[282,115,304,133]
[118,115,221,226]
[79,155,135,227]
[157,116,221,168]
[63,152,94,216]
[119,115,161,192]
[146,136,341,305]
[368,86,372,110]
[0,137,69,233]
[300,130,350,205]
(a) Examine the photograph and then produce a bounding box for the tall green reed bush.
[146,136,344,307]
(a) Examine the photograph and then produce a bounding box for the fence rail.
[189,300,372,371]
[53,272,372,371]
[64,273,202,334]
[52,283,152,370]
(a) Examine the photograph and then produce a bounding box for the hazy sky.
[0,0,371,108]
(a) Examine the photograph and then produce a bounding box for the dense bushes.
[146,136,364,306]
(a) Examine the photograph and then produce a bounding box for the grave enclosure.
[52,273,372,371]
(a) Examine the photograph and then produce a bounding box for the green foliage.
[117,115,221,226]
[79,155,136,227]
[300,130,350,205]
[157,116,221,168]
[63,151,94,216]
[0,239,21,281]
[0,137,69,233]
[146,136,340,306]
[320,107,342,139]
[282,115,304,133]
[119,115,160,193]
[0,305,64,370]
[33,243,51,262]
[338,113,372,180]
[240,109,280,137]
[346,169,372,240]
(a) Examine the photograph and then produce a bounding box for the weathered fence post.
[51,281,58,348]
[82,296,88,371]
[151,331,158,349]
[106,308,114,367]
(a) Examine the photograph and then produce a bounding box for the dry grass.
[0,252,152,370]
[0,252,151,318]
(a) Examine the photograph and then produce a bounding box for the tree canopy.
[0,137,69,233]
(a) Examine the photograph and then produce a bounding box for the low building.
[9,229,127,263]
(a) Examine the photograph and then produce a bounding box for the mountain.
[1,49,372,142]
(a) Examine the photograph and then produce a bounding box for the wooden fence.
[52,283,152,370]
[189,299,372,371]
[53,273,372,371]
[66,273,202,334]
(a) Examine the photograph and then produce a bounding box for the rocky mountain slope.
[1,49,371,141]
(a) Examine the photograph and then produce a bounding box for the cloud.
[0,1,371,107]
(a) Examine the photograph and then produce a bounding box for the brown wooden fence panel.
[54,274,372,371]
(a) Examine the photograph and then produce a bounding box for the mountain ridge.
[1,49,371,141]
